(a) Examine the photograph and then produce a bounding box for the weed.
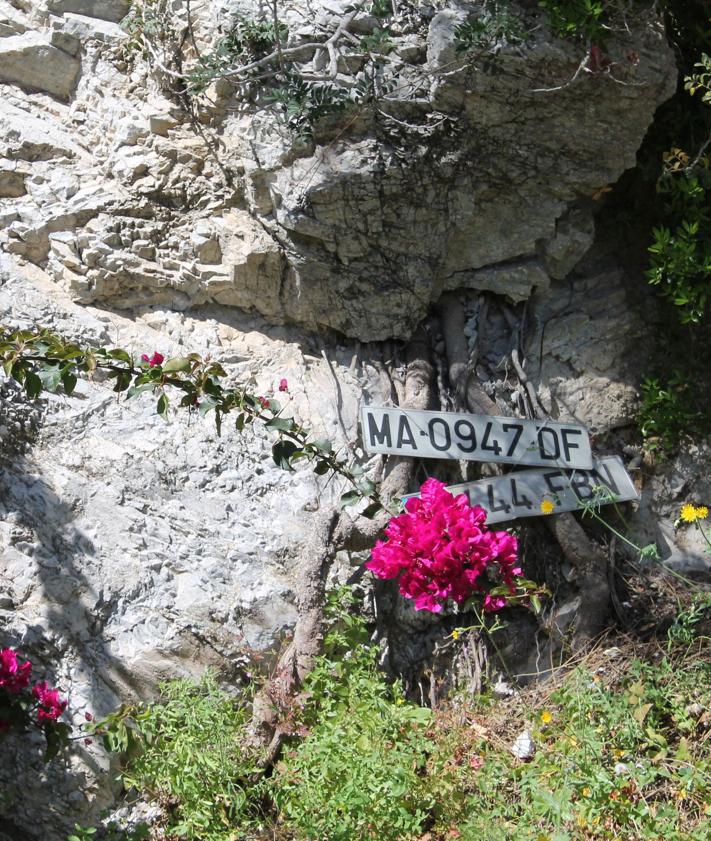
[638,372,709,454]
[455,2,529,54]
[99,673,263,841]
[272,591,434,840]
[667,593,711,648]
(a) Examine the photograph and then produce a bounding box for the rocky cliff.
[1,1,709,837]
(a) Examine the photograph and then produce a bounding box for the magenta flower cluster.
[366,478,521,613]
[140,351,164,367]
[0,647,32,695]
[0,648,68,733]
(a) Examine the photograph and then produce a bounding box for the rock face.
[0,254,383,837]
[0,32,80,98]
[0,1,701,838]
[0,1,675,340]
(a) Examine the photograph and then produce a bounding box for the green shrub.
[637,372,709,454]
[271,591,434,841]
[647,168,711,325]
[539,0,608,43]
[110,674,263,841]
[455,2,529,54]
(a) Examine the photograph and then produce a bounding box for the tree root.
[439,291,611,662]
[250,326,433,763]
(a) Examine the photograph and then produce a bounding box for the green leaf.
[339,490,361,510]
[265,416,296,432]
[198,396,219,416]
[127,383,156,399]
[162,357,192,373]
[25,371,42,399]
[312,438,333,454]
[314,459,331,475]
[39,365,62,392]
[113,370,132,393]
[157,393,169,419]
[273,440,300,470]
[108,348,132,364]
[357,478,376,496]
[205,362,227,377]
[361,501,383,519]
[61,370,77,396]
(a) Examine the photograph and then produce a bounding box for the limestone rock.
[57,12,127,44]
[44,0,130,23]
[0,32,80,98]
[0,3,676,341]
[149,113,179,136]
[0,0,29,37]
[0,162,27,197]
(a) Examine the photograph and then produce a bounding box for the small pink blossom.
[258,396,270,409]
[366,478,520,613]
[32,681,68,723]
[140,351,165,367]
[0,648,32,694]
[483,594,507,613]
[278,378,289,393]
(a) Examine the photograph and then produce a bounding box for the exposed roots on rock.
[438,290,611,673]
[251,325,434,762]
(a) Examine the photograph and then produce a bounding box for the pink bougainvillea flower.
[140,351,165,367]
[366,478,520,613]
[278,378,289,392]
[483,594,507,613]
[32,681,68,723]
[0,648,32,694]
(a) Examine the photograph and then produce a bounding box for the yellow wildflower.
[582,787,591,797]
[451,630,460,641]
[540,499,555,515]
[613,748,625,759]
[540,710,553,724]
[696,505,709,520]
[680,503,701,523]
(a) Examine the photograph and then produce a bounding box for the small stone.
[50,29,81,57]
[149,113,179,136]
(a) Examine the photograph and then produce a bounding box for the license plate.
[403,456,638,525]
[361,406,592,470]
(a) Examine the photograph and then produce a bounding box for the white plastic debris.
[510,730,535,760]
[492,677,514,699]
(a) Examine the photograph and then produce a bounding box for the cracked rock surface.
[0,2,705,838]
[0,1,675,340]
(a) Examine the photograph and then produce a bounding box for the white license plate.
[404,456,638,525]
[362,406,592,470]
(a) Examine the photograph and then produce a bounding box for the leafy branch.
[0,326,386,517]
